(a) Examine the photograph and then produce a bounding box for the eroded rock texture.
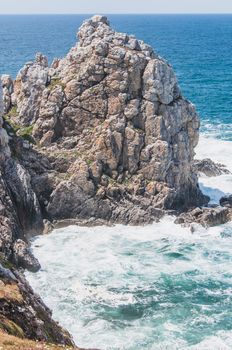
[194,158,231,177]
[0,78,75,349]
[2,15,207,226]
[0,260,74,346]
[0,82,43,272]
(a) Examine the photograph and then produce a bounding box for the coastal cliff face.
[2,15,207,227]
[0,78,76,347]
[0,15,218,348]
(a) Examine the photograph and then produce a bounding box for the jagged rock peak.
[2,16,208,223]
[81,14,110,29]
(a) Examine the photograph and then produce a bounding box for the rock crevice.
[2,15,208,227]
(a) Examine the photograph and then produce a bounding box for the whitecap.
[196,135,232,202]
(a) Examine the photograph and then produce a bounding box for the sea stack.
[2,15,208,225]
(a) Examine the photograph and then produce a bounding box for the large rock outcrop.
[0,14,229,348]
[3,15,207,225]
[0,83,43,272]
[0,81,76,346]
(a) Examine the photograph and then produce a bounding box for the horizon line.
[1,12,232,15]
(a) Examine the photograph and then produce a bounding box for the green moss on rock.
[48,77,65,91]
[0,317,24,339]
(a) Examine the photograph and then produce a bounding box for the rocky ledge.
[0,14,231,348]
[0,258,74,347]
[194,158,231,177]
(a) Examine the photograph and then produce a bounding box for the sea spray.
[196,136,232,203]
[25,134,232,350]
[26,215,232,350]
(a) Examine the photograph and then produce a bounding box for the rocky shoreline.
[0,15,231,348]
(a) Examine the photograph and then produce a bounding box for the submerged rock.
[220,194,232,208]
[175,206,232,228]
[194,158,231,177]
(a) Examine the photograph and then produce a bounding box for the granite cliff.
[1,15,231,348]
[2,15,208,228]
[0,79,77,348]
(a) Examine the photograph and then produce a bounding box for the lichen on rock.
[2,15,208,225]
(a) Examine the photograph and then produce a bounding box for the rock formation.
[175,206,232,228]
[194,158,231,177]
[220,194,232,208]
[2,15,208,228]
[1,14,230,348]
[0,83,43,272]
[0,258,74,346]
[0,82,76,346]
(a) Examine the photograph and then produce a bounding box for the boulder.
[12,239,40,272]
[194,158,231,177]
[175,206,232,228]
[1,75,13,114]
[220,194,232,208]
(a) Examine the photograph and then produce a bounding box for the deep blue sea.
[1,14,232,350]
[1,14,232,140]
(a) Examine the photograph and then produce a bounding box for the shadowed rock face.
[0,82,43,272]
[0,260,74,346]
[0,82,75,347]
[2,15,208,224]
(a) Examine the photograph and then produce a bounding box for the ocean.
[1,14,232,140]
[1,14,232,350]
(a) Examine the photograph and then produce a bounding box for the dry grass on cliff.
[0,282,23,303]
[0,330,78,350]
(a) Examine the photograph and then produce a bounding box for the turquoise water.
[27,133,232,350]
[1,14,232,140]
[2,14,231,350]
[26,218,232,349]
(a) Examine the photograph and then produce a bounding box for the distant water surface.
[0,14,232,140]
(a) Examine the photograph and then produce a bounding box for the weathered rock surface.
[1,74,13,114]
[194,158,231,177]
[220,194,232,208]
[0,259,74,346]
[175,206,232,228]
[1,80,76,346]
[0,108,42,271]
[3,15,208,227]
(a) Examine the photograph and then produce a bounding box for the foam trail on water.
[26,217,232,350]
[25,135,232,350]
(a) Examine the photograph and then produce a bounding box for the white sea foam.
[25,135,232,350]
[26,217,232,350]
[196,136,232,172]
[196,136,232,202]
